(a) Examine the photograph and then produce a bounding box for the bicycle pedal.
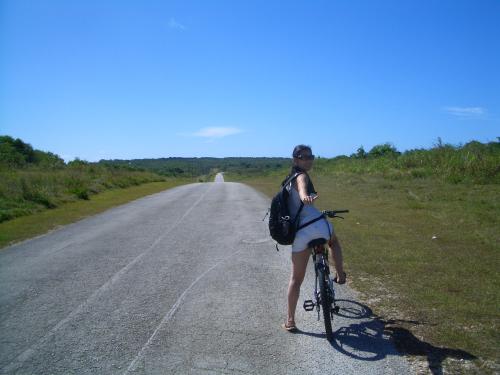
[303,300,315,311]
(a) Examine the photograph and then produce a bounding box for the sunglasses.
[297,154,315,161]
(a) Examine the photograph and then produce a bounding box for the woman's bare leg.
[287,248,310,326]
[328,234,346,283]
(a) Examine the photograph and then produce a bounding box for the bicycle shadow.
[296,299,476,375]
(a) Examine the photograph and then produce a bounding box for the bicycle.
[302,209,349,341]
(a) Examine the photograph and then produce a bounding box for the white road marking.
[123,247,244,374]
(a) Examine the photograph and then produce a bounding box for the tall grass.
[0,163,167,222]
[312,140,500,184]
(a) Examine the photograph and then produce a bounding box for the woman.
[282,145,346,332]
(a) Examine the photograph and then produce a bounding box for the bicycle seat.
[308,238,327,248]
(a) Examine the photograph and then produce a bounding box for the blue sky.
[1,0,499,161]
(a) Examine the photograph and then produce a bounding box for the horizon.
[3,133,496,163]
[1,1,499,162]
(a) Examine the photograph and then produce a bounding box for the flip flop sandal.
[333,271,347,285]
[281,322,298,332]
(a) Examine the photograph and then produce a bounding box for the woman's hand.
[301,194,318,205]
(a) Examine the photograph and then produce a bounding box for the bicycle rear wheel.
[318,267,333,340]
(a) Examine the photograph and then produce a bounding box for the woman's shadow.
[296,299,476,375]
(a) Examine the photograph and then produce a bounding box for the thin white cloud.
[177,127,244,141]
[193,127,243,138]
[168,18,186,31]
[443,106,486,118]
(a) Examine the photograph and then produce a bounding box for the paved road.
[0,174,411,374]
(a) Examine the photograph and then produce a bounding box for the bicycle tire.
[318,266,333,340]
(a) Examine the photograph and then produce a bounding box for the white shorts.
[292,218,333,253]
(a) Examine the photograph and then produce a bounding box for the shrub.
[368,143,401,158]
[20,178,57,208]
[71,187,90,200]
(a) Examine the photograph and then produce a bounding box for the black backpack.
[268,173,304,247]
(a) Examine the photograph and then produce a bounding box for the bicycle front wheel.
[318,267,333,340]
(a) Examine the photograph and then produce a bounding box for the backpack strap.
[297,214,326,230]
[281,172,303,188]
[285,172,305,228]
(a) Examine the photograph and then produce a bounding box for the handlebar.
[322,210,349,219]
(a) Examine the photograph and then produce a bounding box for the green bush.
[313,140,500,184]
[368,143,400,158]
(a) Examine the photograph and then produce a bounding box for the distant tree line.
[2,134,499,185]
[98,157,291,177]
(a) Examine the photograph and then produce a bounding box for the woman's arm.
[296,174,318,205]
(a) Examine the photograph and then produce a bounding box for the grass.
[0,165,171,222]
[317,140,500,185]
[225,170,500,374]
[0,179,192,249]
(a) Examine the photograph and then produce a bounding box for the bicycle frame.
[312,245,339,317]
[302,210,348,340]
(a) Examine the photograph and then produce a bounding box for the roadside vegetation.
[228,137,500,185]
[0,136,195,247]
[0,180,189,249]
[225,139,500,374]
[0,136,173,223]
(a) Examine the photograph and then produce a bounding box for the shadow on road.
[296,299,477,375]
